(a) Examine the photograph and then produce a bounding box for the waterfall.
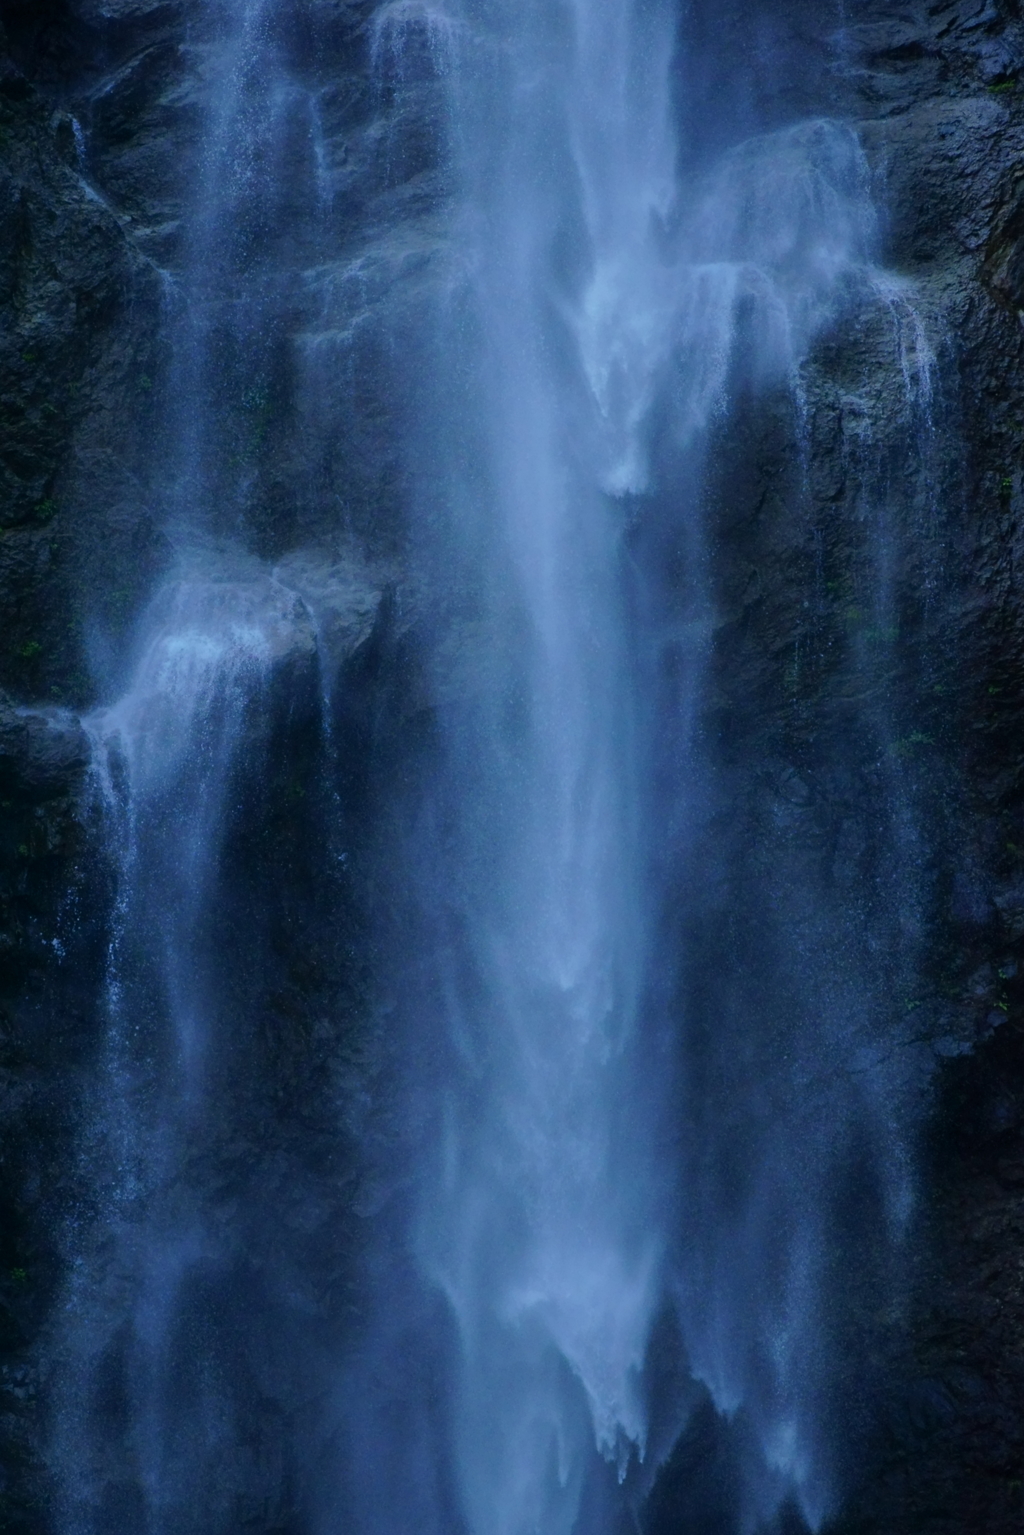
[400,5,673,1533]
[370,3,928,1533]
[48,8,379,1529]
[54,575,314,1531]
[45,2,935,1532]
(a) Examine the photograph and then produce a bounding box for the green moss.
[891,731,934,758]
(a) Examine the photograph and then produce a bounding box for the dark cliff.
[1,1,1024,1531]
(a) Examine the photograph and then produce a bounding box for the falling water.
[375,4,926,1534]
[49,6,350,1529]
[46,1,937,1532]
[401,6,674,1534]
[54,576,313,1525]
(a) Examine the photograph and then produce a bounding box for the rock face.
[1,0,1024,1531]
[0,5,413,1527]
[706,6,1024,1531]
[664,6,1024,1530]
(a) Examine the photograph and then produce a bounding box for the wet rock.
[0,697,88,800]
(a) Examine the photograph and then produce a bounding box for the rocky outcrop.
[665,3,1024,1530]
[0,7,413,1526]
[0,5,167,709]
[0,12,174,1523]
[832,10,1024,1530]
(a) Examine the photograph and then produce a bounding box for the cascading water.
[45,2,939,1532]
[55,575,315,1531]
[403,4,670,1527]
[48,8,376,1529]
[367,4,932,1533]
